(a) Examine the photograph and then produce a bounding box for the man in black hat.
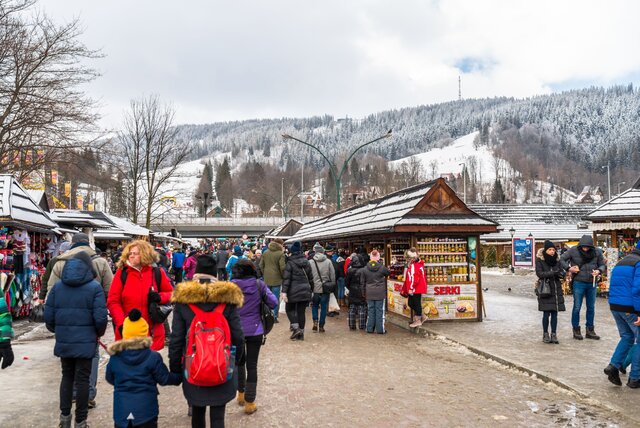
[193,254,218,282]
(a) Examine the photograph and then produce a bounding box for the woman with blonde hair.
[107,240,174,350]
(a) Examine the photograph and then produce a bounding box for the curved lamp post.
[282,129,392,210]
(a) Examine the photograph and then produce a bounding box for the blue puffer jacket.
[608,249,640,314]
[44,252,108,358]
[172,251,186,269]
[106,336,181,428]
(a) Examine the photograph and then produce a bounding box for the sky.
[43,0,640,131]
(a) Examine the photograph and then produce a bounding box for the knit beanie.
[313,242,325,254]
[195,255,217,276]
[123,309,149,340]
[290,241,302,254]
[370,250,381,262]
[543,240,555,251]
[233,245,243,257]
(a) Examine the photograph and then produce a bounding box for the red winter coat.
[404,260,427,295]
[107,264,174,351]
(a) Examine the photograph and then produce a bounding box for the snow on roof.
[584,187,640,221]
[0,175,58,230]
[291,180,497,242]
[50,209,114,228]
[468,204,595,241]
[103,213,150,237]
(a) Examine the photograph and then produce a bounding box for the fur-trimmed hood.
[171,280,244,306]
[536,248,559,261]
[107,336,152,355]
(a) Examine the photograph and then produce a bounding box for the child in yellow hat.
[106,309,181,428]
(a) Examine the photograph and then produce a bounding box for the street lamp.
[508,227,515,274]
[617,181,626,194]
[458,162,467,204]
[601,162,611,200]
[195,192,210,221]
[282,129,393,211]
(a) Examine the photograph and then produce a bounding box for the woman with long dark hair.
[536,240,566,344]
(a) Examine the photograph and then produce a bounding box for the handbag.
[257,281,275,340]
[29,303,45,323]
[312,260,335,294]
[535,278,552,298]
[147,267,173,324]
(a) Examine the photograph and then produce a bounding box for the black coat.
[535,250,566,312]
[281,253,313,303]
[559,235,606,283]
[345,256,366,304]
[169,280,245,407]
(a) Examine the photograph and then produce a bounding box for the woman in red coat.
[107,240,174,351]
[404,247,428,328]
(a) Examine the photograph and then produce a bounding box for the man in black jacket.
[216,243,230,280]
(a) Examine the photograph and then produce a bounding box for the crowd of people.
[0,232,636,426]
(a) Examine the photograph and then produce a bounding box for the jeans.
[312,293,329,326]
[542,311,558,333]
[624,344,638,370]
[367,300,385,333]
[191,405,226,428]
[336,277,346,300]
[268,286,281,320]
[610,310,640,380]
[60,357,92,423]
[285,301,308,330]
[237,335,263,403]
[571,280,596,328]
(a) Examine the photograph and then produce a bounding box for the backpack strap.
[120,265,128,287]
[188,303,226,317]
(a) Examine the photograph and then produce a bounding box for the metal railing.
[149,216,322,227]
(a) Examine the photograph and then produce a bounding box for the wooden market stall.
[288,178,498,323]
[0,175,60,317]
[583,176,640,293]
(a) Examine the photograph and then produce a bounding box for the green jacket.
[0,294,13,343]
[259,242,286,286]
[39,256,59,300]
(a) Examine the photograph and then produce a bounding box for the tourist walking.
[0,273,14,370]
[216,244,230,280]
[172,247,186,283]
[535,241,566,344]
[259,238,286,322]
[345,254,367,330]
[231,260,278,414]
[106,309,181,428]
[281,241,313,340]
[226,246,244,280]
[361,250,390,334]
[309,243,336,333]
[44,252,108,428]
[560,235,605,340]
[603,241,640,388]
[107,240,174,351]
[169,257,245,428]
[404,248,428,328]
[183,250,199,281]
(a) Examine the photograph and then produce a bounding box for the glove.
[281,293,288,303]
[0,342,14,369]
[148,291,161,304]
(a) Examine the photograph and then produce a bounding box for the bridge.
[147,216,319,238]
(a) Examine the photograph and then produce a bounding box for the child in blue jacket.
[106,309,181,428]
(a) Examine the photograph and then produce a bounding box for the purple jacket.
[233,277,278,336]
[183,255,198,280]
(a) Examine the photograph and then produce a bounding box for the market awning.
[0,174,58,231]
[589,222,640,232]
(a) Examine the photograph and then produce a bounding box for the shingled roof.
[468,204,595,241]
[584,177,640,222]
[289,178,497,243]
[0,175,58,231]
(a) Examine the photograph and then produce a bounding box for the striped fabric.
[0,296,13,342]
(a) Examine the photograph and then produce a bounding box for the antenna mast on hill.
[458,75,462,101]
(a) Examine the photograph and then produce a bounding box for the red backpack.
[184,303,234,386]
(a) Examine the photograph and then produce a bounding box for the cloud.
[45,0,640,128]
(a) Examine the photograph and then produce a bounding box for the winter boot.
[296,329,304,341]
[74,420,88,428]
[585,327,600,340]
[59,414,72,428]
[237,391,246,406]
[244,382,257,413]
[312,321,318,332]
[604,364,622,386]
[319,325,325,333]
[409,316,423,328]
[289,323,300,340]
[573,327,583,340]
[550,333,559,344]
[245,401,257,414]
[543,332,551,343]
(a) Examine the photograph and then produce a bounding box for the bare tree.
[0,0,101,181]
[120,95,192,227]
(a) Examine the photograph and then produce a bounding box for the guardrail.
[148,216,322,227]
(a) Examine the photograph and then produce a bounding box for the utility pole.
[300,165,304,221]
[458,75,462,101]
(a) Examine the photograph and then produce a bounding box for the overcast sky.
[45,0,640,130]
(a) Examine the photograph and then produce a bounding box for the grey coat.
[48,245,114,293]
[309,253,336,294]
[360,261,390,301]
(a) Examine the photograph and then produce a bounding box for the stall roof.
[265,219,303,240]
[289,178,497,243]
[0,175,58,231]
[103,213,150,237]
[468,204,595,241]
[49,209,115,228]
[584,179,640,222]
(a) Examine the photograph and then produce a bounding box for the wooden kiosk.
[288,178,498,323]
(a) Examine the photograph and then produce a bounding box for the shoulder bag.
[312,260,336,294]
[257,280,275,341]
[535,277,552,298]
